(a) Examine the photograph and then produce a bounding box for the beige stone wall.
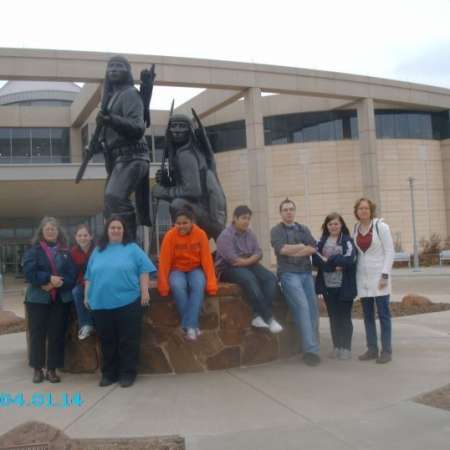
[215,138,448,265]
[215,141,362,266]
[215,149,250,220]
[441,139,450,238]
[377,139,447,252]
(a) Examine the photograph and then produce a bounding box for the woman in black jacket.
[313,213,357,360]
[23,217,76,383]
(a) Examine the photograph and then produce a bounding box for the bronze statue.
[95,55,153,238]
[152,112,227,240]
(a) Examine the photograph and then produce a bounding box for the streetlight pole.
[408,177,420,271]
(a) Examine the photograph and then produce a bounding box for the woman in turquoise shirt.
[85,216,156,388]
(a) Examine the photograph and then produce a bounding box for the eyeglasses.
[281,207,295,212]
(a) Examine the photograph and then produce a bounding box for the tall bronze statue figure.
[95,55,153,238]
[152,111,227,240]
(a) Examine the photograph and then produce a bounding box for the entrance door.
[0,243,29,276]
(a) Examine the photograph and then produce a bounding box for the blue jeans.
[72,284,93,329]
[361,295,392,354]
[280,272,319,354]
[221,263,277,323]
[169,268,206,329]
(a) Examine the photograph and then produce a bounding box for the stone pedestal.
[63,283,301,374]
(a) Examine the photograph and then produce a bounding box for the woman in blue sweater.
[313,213,357,360]
[85,216,156,388]
[23,216,76,383]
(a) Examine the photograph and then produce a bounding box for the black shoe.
[376,351,392,364]
[119,376,136,388]
[358,350,378,361]
[45,369,61,383]
[33,368,44,384]
[303,352,321,366]
[99,376,117,387]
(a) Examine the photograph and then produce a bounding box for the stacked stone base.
[63,283,300,374]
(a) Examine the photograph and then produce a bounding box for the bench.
[394,252,411,268]
[439,250,450,265]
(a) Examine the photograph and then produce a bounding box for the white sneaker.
[78,325,94,340]
[268,318,283,334]
[195,328,203,337]
[328,348,340,359]
[338,349,352,360]
[185,328,197,341]
[251,316,269,329]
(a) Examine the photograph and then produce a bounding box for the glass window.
[51,128,70,163]
[31,128,51,163]
[15,228,33,239]
[11,128,31,163]
[264,110,358,146]
[375,110,443,140]
[81,125,89,150]
[375,111,395,138]
[408,113,432,139]
[206,120,246,152]
[0,128,11,163]
[0,228,14,239]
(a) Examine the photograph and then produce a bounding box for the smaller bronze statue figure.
[152,111,227,240]
[78,55,155,239]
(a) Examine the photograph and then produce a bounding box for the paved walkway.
[1,311,450,449]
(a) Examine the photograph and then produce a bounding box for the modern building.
[1,47,450,274]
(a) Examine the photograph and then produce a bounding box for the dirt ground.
[415,384,450,412]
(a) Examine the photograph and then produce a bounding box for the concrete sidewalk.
[2,312,450,449]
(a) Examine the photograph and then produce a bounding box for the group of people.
[216,197,394,367]
[23,195,394,387]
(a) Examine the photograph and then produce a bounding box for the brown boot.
[33,368,44,384]
[358,350,378,361]
[376,352,392,364]
[46,369,61,383]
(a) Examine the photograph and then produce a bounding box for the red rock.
[218,329,243,346]
[198,298,220,330]
[62,307,98,373]
[190,331,224,362]
[277,326,301,358]
[401,294,432,307]
[216,282,242,297]
[148,301,180,327]
[63,336,98,373]
[219,297,252,329]
[165,334,204,373]
[241,331,278,365]
[206,347,241,370]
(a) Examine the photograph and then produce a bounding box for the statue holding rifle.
[152,109,227,240]
[76,55,155,239]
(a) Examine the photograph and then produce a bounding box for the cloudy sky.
[1,0,449,108]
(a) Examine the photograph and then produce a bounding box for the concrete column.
[70,127,83,163]
[244,87,270,264]
[357,98,381,211]
[440,139,450,237]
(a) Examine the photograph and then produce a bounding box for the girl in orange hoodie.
[157,208,218,341]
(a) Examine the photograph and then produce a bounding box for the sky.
[1,0,450,109]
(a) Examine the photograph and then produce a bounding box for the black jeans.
[221,263,278,323]
[92,299,143,381]
[323,288,354,350]
[26,301,70,370]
